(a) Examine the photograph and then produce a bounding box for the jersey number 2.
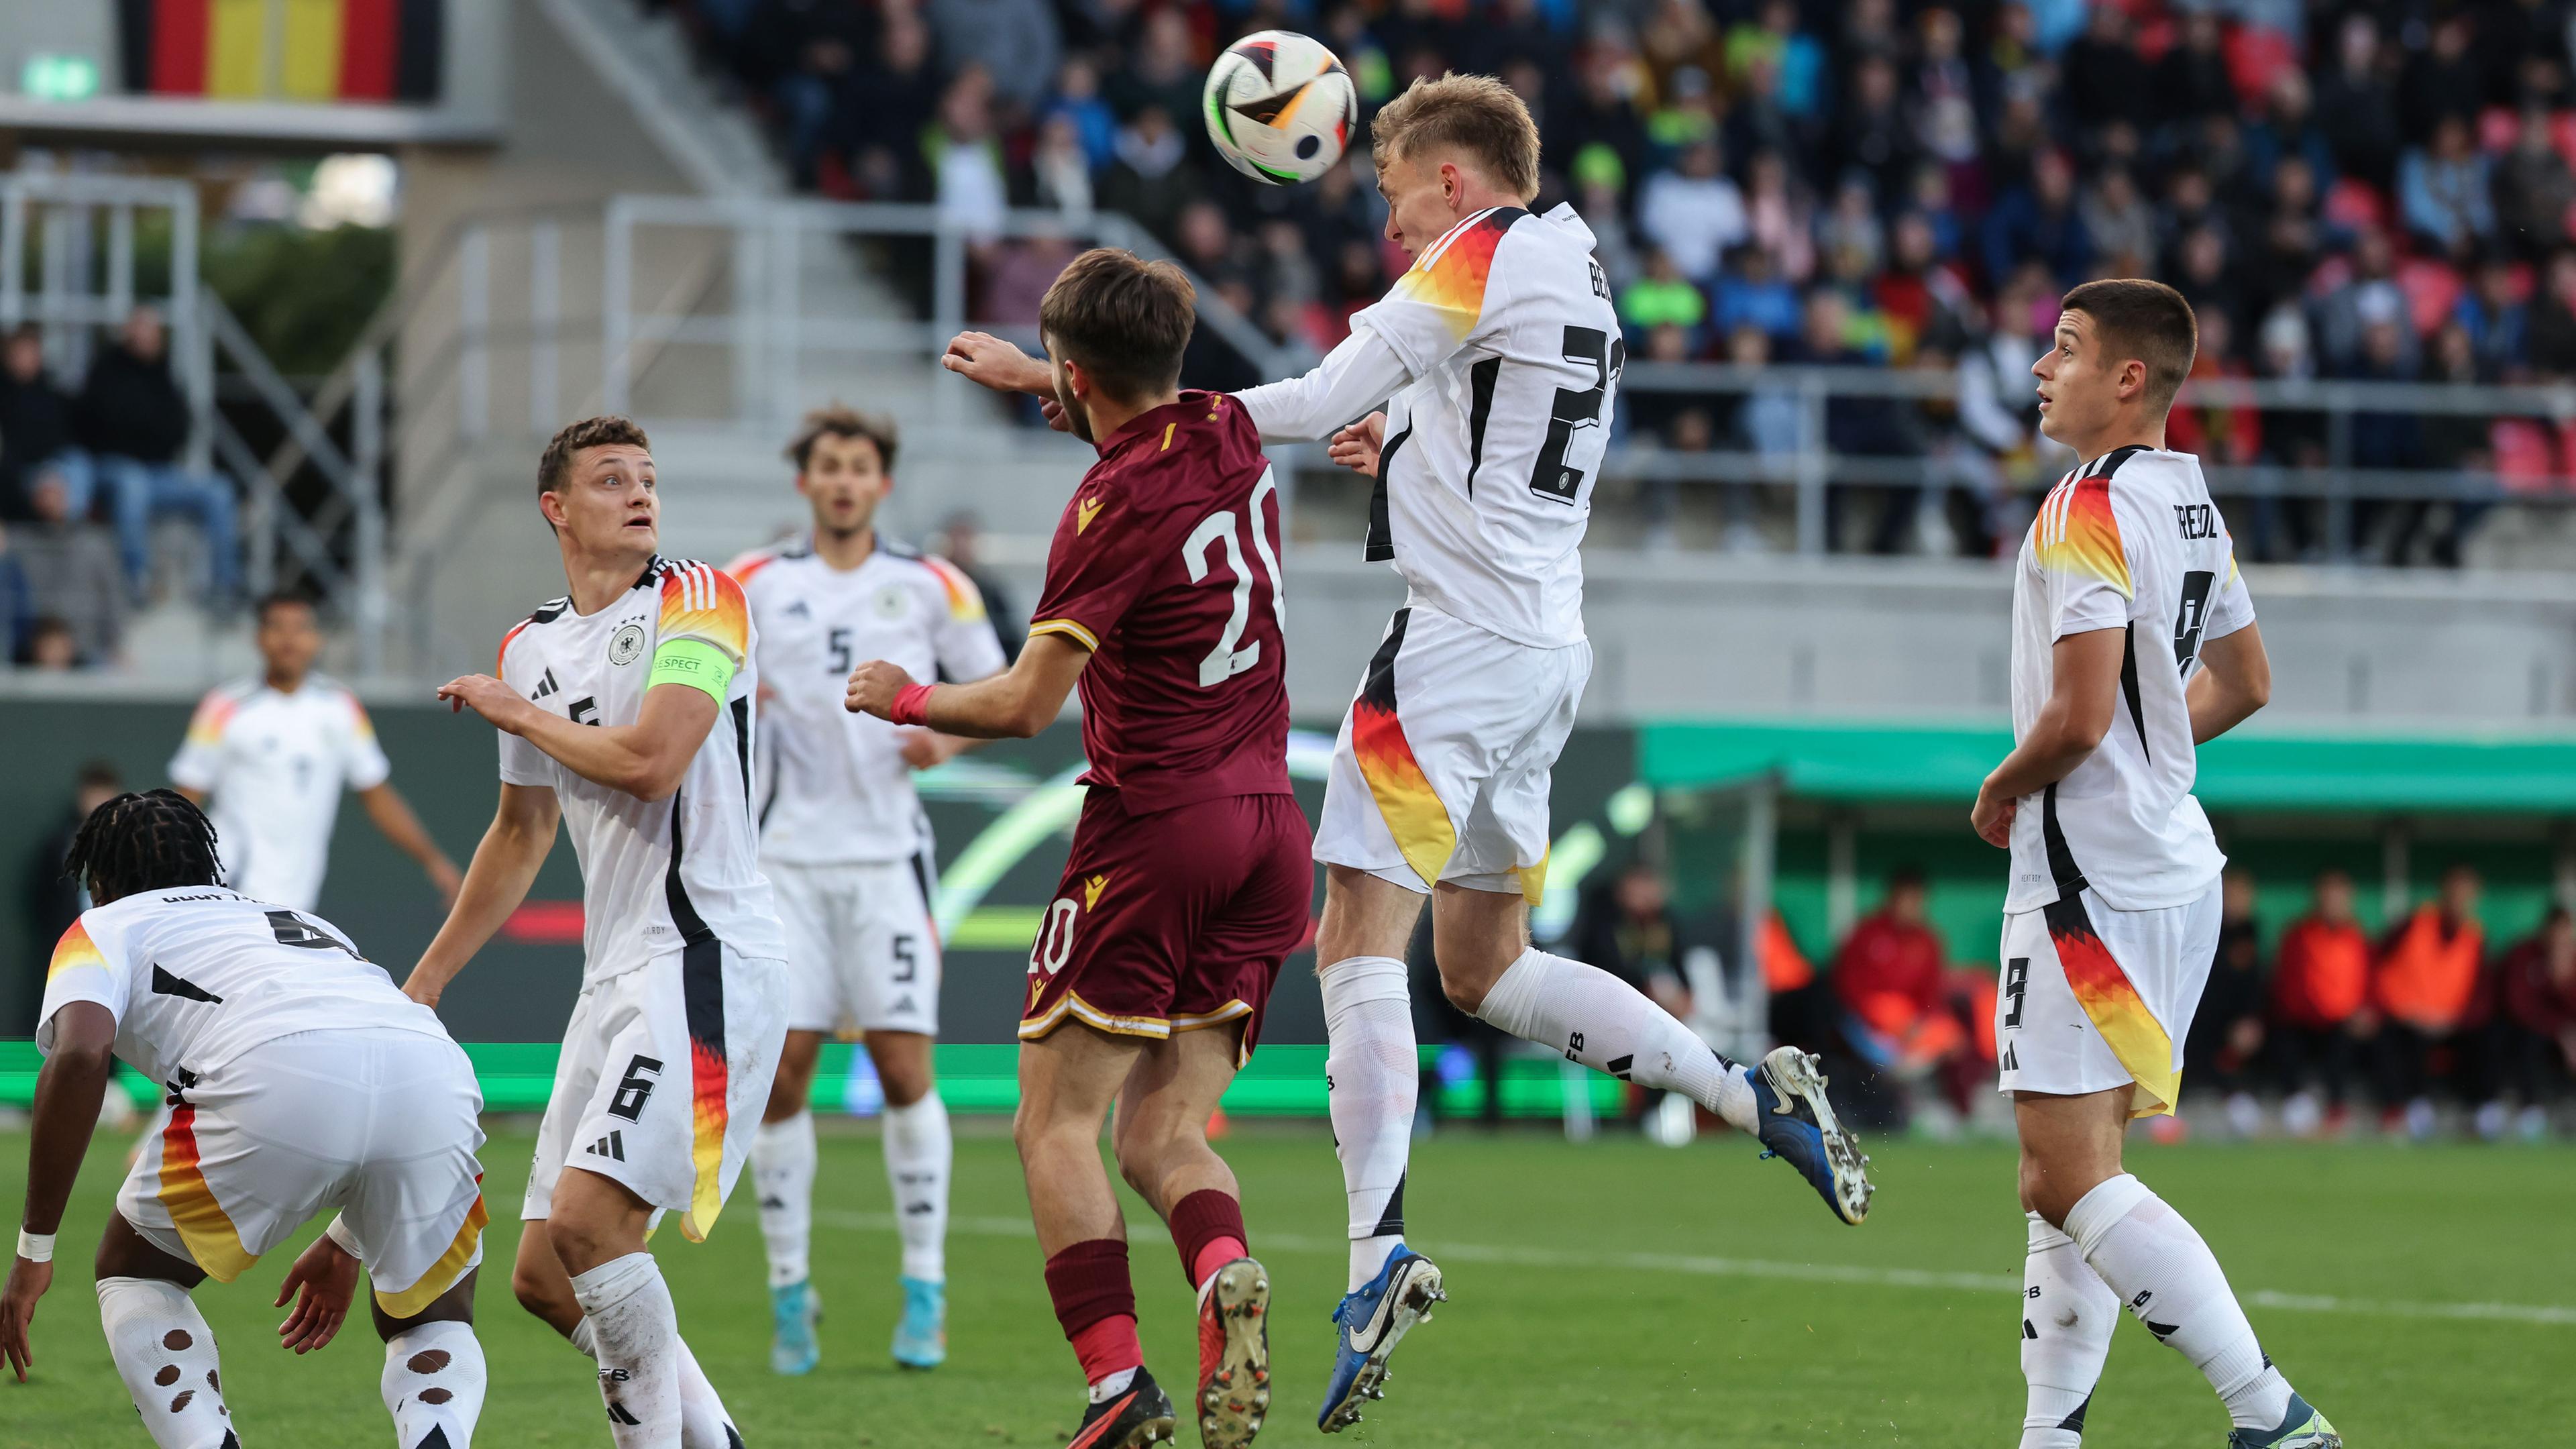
[1529,326,1623,504]
[1181,472,1285,688]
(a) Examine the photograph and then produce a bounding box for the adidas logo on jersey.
[584,1131,627,1162]
[785,600,811,618]
[530,667,560,701]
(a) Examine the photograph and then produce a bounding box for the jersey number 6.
[1180,471,1285,688]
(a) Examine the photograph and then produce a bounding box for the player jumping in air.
[407,417,789,1448]
[4,790,492,1449]
[1974,280,2337,1449]
[728,407,1007,1374]
[953,72,1872,1432]
[171,592,461,913]
[869,249,1303,1449]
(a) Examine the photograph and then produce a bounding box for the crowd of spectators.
[657,0,2576,564]
[1542,856,2576,1141]
[0,311,240,669]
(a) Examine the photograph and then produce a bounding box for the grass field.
[2,1119,2569,1448]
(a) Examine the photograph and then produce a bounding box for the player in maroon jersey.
[848,249,1304,1449]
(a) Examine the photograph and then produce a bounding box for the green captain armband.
[648,635,735,703]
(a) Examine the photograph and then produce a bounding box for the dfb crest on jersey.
[608,622,647,666]
[873,584,911,621]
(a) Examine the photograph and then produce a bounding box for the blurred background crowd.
[1479,855,2576,1142]
[650,0,2576,564]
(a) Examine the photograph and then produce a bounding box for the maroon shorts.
[1020,789,1311,1063]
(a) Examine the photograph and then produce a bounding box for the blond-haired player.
[1973,278,2334,1449]
[953,72,1872,1433]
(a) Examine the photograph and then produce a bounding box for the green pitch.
[1,1122,2567,1447]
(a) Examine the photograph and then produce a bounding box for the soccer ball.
[1202,31,1358,186]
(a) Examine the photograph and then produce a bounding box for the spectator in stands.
[19,614,78,669]
[2271,867,2372,1137]
[2185,871,2268,1137]
[1829,867,1966,1128]
[1804,290,1923,553]
[2399,115,2498,259]
[926,508,1022,661]
[11,466,127,667]
[2496,108,2576,258]
[76,306,239,605]
[2369,863,2493,1138]
[2497,906,2576,1138]
[2456,256,2531,381]
[838,5,940,201]
[928,0,1061,113]
[1619,246,1708,345]
[17,758,124,1033]
[2529,249,2576,377]
[0,521,25,657]
[2080,166,2157,275]
[0,324,89,523]
[1570,860,1690,1126]
[2318,14,2402,187]
[1981,148,2092,290]
[1638,138,1745,285]
[1098,105,1196,248]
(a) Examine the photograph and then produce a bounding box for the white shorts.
[769,855,943,1036]
[1314,605,1590,902]
[1995,882,2222,1118]
[525,943,787,1242]
[120,1027,488,1317]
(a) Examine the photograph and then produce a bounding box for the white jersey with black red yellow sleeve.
[1234,203,1621,649]
[725,534,1006,865]
[37,886,449,1090]
[166,676,392,911]
[2007,445,2257,915]
[494,556,786,981]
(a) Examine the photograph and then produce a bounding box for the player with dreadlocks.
[2,790,498,1449]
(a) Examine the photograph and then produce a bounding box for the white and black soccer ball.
[1202,30,1358,186]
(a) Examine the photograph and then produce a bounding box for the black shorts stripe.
[1359,608,1411,714]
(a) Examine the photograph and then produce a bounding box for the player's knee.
[877,1057,933,1107]
[2019,1155,2083,1230]
[511,1259,569,1322]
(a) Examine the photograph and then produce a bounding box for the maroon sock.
[1169,1189,1250,1288]
[1044,1239,1141,1385]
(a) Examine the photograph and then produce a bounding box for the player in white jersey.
[941,73,1866,1431]
[403,416,789,1448]
[727,407,1006,1375]
[3,790,491,1449]
[170,594,460,912]
[1972,280,2335,1449]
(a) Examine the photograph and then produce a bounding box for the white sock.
[1322,953,1417,1293]
[571,1319,737,1449]
[751,1110,817,1289]
[883,1088,953,1283]
[2019,1211,2114,1448]
[382,1320,487,1449]
[568,1252,682,1448]
[95,1276,233,1449]
[2064,1174,2295,1432]
[1473,949,1757,1133]
[672,1335,742,1449]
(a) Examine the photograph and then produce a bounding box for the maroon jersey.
[1028,391,1291,814]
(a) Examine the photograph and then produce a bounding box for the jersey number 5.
[1181,471,1285,688]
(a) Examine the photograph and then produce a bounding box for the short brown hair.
[1038,248,1197,402]
[786,404,898,473]
[539,415,651,498]
[1371,72,1542,201]
[2061,279,2197,409]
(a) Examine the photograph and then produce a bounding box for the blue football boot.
[769,1278,819,1376]
[1317,1245,1445,1434]
[1750,1046,1874,1225]
[892,1275,947,1369]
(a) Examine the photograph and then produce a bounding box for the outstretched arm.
[404,782,559,1008]
[844,632,1091,741]
[1971,628,2126,847]
[358,782,462,904]
[437,676,717,802]
[1231,323,1417,443]
[2187,621,2271,744]
[3,1002,115,1381]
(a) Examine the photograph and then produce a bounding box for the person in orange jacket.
[2267,868,2373,1136]
[1829,867,1969,1126]
[2368,863,2496,1138]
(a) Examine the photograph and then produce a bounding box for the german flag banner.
[117,0,444,104]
